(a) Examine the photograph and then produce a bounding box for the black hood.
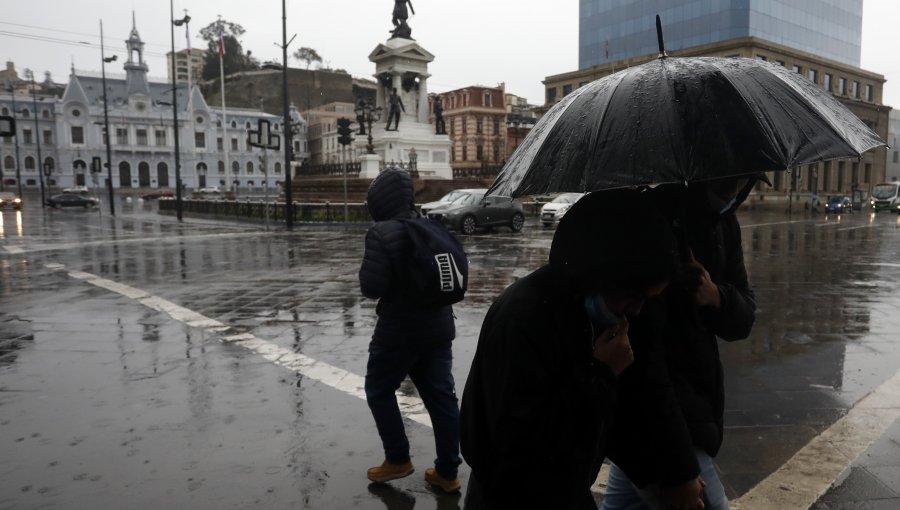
[366,167,415,221]
[549,188,679,295]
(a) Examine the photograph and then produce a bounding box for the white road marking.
[3,245,24,254]
[45,263,433,430]
[6,231,265,255]
[732,369,900,509]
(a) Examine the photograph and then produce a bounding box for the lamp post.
[354,100,383,155]
[170,1,190,221]
[25,70,46,208]
[43,161,52,196]
[100,20,116,216]
[4,80,23,197]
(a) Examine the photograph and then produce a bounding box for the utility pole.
[100,20,116,215]
[25,70,46,207]
[281,0,296,230]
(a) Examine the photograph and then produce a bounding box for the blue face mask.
[584,293,621,330]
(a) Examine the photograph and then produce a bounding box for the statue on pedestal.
[386,88,405,131]
[391,0,415,40]
[433,96,446,135]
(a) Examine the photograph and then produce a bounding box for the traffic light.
[337,117,353,146]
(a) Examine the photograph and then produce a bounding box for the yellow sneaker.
[424,467,461,493]
[367,460,414,483]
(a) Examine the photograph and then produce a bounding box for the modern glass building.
[579,0,863,70]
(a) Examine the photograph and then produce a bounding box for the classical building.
[546,0,890,199]
[431,85,507,172]
[888,110,900,183]
[166,48,206,84]
[0,20,307,192]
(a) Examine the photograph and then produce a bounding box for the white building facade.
[0,20,308,193]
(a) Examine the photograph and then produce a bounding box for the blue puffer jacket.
[359,168,455,345]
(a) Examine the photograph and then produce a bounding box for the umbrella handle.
[656,15,668,58]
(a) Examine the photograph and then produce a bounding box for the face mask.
[584,293,621,330]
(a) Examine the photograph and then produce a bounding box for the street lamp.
[170,1,190,221]
[43,161,52,195]
[24,69,46,208]
[354,100,383,155]
[100,20,116,216]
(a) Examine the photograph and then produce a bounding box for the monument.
[357,1,453,179]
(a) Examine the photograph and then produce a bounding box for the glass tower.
[579,0,863,69]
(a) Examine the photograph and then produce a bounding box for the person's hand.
[685,254,720,308]
[660,476,706,510]
[591,320,632,375]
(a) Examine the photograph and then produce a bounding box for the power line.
[0,29,174,58]
[0,20,172,51]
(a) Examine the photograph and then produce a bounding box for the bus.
[869,182,900,213]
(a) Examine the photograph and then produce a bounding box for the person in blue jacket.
[359,167,462,493]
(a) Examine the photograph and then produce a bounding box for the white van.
[869,182,900,213]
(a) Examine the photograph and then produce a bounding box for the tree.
[198,19,259,81]
[293,47,322,70]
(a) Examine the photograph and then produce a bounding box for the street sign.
[248,119,281,151]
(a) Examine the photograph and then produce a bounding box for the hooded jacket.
[606,181,757,488]
[358,168,455,344]
[460,189,679,509]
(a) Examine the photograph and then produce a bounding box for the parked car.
[420,189,479,215]
[540,192,585,226]
[197,186,221,194]
[141,190,175,200]
[46,193,99,209]
[62,185,90,194]
[824,195,852,214]
[427,189,524,235]
[0,191,22,210]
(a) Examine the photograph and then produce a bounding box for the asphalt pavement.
[2,194,900,509]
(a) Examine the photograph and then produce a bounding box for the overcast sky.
[2,1,899,108]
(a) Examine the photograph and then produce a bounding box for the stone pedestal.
[357,37,453,180]
[359,154,382,179]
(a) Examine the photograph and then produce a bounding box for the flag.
[218,31,225,58]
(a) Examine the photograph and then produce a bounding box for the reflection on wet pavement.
[1,202,899,508]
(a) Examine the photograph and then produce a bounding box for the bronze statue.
[391,0,414,39]
[386,88,405,131]
[433,96,446,135]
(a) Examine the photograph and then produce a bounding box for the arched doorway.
[157,162,169,187]
[119,162,132,188]
[196,162,208,189]
[138,162,151,187]
[73,159,87,186]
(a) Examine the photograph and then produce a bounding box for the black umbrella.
[488,16,885,197]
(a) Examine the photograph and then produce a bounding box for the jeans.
[600,450,729,510]
[365,339,461,480]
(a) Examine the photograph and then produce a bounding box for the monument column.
[418,76,429,124]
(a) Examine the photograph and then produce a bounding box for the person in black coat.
[460,188,680,509]
[601,177,759,510]
[359,167,462,493]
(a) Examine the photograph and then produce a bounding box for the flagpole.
[218,16,229,193]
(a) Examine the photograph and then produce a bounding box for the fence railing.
[158,198,371,222]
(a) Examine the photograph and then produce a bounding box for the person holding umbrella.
[600,176,761,510]
[460,189,680,509]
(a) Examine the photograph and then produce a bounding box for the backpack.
[400,217,468,306]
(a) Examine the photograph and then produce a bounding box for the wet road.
[1,196,900,509]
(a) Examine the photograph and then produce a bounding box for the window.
[3,156,13,169]
[484,92,492,107]
[1,107,7,115]
[824,73,832,91]
[547,87,557,103]
[194,132,206,148]
[116,128,128,145]
[476,145,484,161]
[562,84,573,96]
[865,84,873,101]
[851,81,859,98]
[476,116,483,134]
[247,161,254,174]
[838,78,846,95]
[232,161,240,173]
[231,138,238,151]
[217,137,223,151]
[462,146,468,161]
[71,109,81,117]
[274,162,282,174]
[136,129,148,146]
[23,129,32,144]
[864,163,871,183]
[231,120,237,128]
[44,158,54,173]
[808,69,818,83]
[792,65,802,74]
[493,117,500,135]
[71,126,84,144]
[21,109,29,118]
[462,119,467,134]
[218,161,225,174]
[25,156,35,170]
[42,109,50,119]
[43,130,52,144]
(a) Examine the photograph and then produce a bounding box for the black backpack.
[400,217,468,306]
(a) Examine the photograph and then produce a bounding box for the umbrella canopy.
[488,55,885,197]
